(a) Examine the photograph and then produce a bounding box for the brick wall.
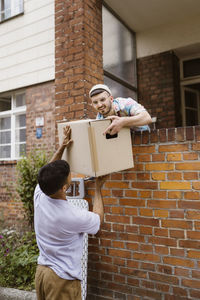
[55,0,103,127]
[0,81,55,229]
[26,81,56,152]
[86,126,200,300]
[137,51,181,129]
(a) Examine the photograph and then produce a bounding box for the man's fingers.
[103,124,114,135]
[106,115,118,120]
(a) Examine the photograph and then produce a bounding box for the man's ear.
[110,96,114,102]
[62,184,67,193]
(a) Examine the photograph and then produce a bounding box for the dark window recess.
[183,58,200,78]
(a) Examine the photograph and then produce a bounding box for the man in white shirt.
[34,126,106,300]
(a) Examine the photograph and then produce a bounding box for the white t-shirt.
[34,184,100,280]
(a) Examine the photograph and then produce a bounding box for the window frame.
[180,54,200,126]
[0,0,24,23]
[102,2,137,97]
[0,91,26,161]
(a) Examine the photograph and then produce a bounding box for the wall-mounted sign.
[36,117,44,127]
[36,127,42,139]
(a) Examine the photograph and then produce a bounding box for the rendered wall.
[86,126,200,300]
[0,0,55,93]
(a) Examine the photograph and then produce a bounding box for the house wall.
[0,0,55,93]
[54,0,103,126]
[137,51,181,129]
[137,14,200,58]
[86,126,200,300]
[0,81,55,229]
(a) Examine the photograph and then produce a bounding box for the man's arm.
[93,176,107,224]
[49,126,73,163]
[104,111,152,135]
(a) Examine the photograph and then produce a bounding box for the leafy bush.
[16,149,49,228]
[0,229,39,290]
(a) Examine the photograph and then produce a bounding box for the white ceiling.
[104,0,200,32]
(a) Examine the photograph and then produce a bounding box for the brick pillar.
[55,0,103,124]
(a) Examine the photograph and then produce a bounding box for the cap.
[89,84,112,98]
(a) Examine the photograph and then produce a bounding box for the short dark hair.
[38,160,70,196]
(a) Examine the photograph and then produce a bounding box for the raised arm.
[104,111,152,135]
[49,125,73,163]
[93,176,107,224]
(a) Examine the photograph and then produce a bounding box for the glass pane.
[185,91,197,108]
[15,114,26,127]
[0,117,11,130]
[12,0,23,15]
[0,145,11,159]
[103,6,136,86]
[0,131,11,144]
[0,96,11,111]
[16,128,26,142]
[183,58,200,78]
[15,143,26,157]
[4,0,11,19]
[16,93,25,107]
[186,109,198,126]
[104,75,137,100]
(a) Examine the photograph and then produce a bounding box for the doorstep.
[0,287,36,300]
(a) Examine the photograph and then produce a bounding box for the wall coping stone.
[0,287,36,300]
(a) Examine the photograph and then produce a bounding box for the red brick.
[159,144,188,152]
[182,278,200,289]
[163,256,194,268]
[184,172,198,180]
[146,163,174,171]
[149,272,178,284]
[167,172,182,180]
[161,220,192,229]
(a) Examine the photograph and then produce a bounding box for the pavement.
[0,288,36,300]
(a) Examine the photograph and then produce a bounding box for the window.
[182,87,200,126]
[0,0,23,22]
[0,92,26,160]
[180,56,200,126]
[183,58,200,79]
[103,5,137,99]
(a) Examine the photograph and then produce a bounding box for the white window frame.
[0,0,23,22]
[0,91,26,161]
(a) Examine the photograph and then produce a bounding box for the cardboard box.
[58,119,134,177]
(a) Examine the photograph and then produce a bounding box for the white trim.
[0,90,26,160]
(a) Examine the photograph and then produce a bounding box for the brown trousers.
[35,265,82,300]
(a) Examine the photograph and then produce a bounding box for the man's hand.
[95,175,108,189]
[104,116,125,135]
[62,126,73,148]
[49,125,73,163]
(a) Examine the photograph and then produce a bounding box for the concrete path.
[0,287,36,300]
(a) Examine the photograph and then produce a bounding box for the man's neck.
[102,105,116,118]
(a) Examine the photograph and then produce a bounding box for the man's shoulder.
[114,97,137,104]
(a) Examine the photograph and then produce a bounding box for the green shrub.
[0,230,39,291]
[16,149,49,228]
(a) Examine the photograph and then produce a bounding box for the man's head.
[38,160,71,197]
[89,84,114,117]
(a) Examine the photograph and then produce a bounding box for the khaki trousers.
[35,265,82,300]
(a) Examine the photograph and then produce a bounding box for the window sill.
[0,160,17,165]
[0,12,24,24]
